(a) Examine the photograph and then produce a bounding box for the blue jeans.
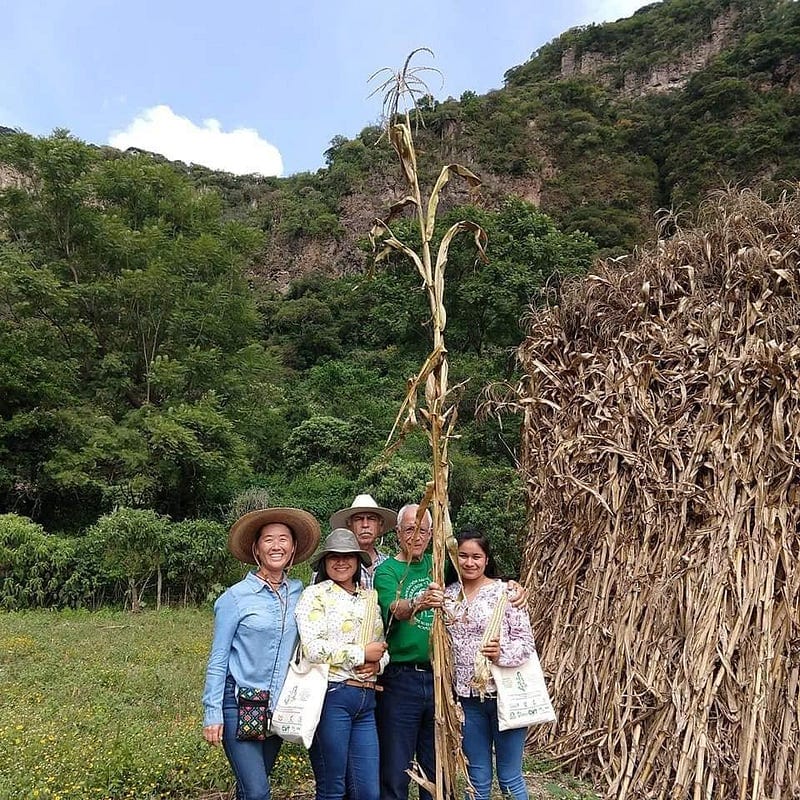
[309,681,380,800]
[460,696,528,800]
[222,676,283,800]
[376,664,436,800]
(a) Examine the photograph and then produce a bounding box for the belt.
[343,679,384,692]
[393,662,432,672]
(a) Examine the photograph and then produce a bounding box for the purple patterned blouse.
[444,580,535,697]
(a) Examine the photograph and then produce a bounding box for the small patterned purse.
[236,687,272,741]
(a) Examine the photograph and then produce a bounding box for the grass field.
[0,609,595,799]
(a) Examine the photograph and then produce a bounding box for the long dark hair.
[314,554,363,588]
[445,527,500,584]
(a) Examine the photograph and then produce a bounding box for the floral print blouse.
[444,580,535,697]
[295,580,390,683]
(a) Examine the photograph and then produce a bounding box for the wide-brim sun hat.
[228,507,321,565]
[329,493,397,530]
[310,528,372,570]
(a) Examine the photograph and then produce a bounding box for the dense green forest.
[0,131,594,607]
[1,0,799,609]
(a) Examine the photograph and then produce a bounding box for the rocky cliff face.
[0,162,29,191]
[559,7,740,96]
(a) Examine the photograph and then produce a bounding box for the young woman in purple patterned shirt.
[444,529,535,800]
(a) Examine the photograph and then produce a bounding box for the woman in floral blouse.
[444,528,535,800]
[295,528,389,800]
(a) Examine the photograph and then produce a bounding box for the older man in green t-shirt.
[374,502,443,800]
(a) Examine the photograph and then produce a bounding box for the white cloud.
[108,105,283,177]
[577,1,659,26]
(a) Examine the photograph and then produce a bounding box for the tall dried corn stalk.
[369,49,487,800]
[486,188,800,799]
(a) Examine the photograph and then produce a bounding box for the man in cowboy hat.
[329,494,397,590]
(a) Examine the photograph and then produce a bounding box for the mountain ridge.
[3,0,798,288]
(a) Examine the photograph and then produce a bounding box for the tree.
[0,132,264,526]
[442,199,596,352]
[163,519,233,605]
[85,508,170,612]
[0,514,80,609]
[271,296,341,367]
[357,456,432,513]
[282,414,373,474]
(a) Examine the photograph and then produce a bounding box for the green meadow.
[0,609,595,800]
[0,608,312,800]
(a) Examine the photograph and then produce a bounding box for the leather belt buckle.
[344,678,384,692]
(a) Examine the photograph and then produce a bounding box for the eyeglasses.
[399,526,432,537]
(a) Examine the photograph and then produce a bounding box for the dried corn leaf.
[425,164,483,242]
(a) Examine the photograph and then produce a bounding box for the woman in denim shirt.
[202,506,321,800]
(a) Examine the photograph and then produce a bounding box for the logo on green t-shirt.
[404,575,433,632]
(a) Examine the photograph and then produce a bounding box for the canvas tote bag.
[270,641,329,747]
[490,653,556,730]
[476,586,556,731]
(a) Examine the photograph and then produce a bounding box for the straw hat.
[329,493,397,530]
[228,507,321,565]
[310,528,372,570]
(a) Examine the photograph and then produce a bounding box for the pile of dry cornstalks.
[496,189,800,799]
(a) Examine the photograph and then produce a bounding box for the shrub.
[0,514,83,609]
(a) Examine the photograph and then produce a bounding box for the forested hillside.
[175,0,799,283]
[1,0,798,608]
[0,130,595,605]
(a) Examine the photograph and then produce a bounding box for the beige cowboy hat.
[329,493,397,530]
[228,507,321,565]
[310,528,372,570]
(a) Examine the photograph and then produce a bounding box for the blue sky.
[1,0,653,176]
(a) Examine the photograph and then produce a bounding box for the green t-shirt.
[374,554,433,664]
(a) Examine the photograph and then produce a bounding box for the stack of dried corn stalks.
[488,189,800,799]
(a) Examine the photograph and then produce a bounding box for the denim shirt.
[202,571,302,727]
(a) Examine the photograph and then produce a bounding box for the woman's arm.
[201,592,238,727]
[497,600,535,667]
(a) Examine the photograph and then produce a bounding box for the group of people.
[202,494,536,800]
